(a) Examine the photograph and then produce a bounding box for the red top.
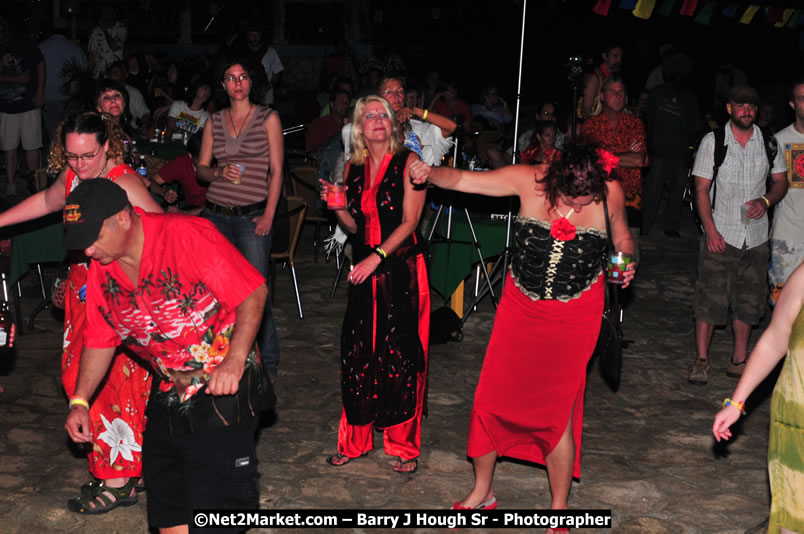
[83,210,265,400]
[433,99,472,124]
[360,154,393,246]
[65,163,134,197]
[305,115,343,153]
[581,112,646,208]
[156,153,208,207]
[521,146,562,165]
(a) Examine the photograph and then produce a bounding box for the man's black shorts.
[143,418,259,532]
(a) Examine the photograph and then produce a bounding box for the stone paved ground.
[0,207,779,533]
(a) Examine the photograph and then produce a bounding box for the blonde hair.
[349,95,403,165]
[47,112,127,174]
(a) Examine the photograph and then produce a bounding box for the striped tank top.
[206,105,273,207]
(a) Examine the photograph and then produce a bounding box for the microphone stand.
[428,134,497,314]
[456,0,527,328]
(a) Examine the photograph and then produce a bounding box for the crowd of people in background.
[1,6,804,534]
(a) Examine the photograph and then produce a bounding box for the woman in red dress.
[0,111,162,513]
[321,95,430,474]
[410,143,636,526]
[521,121,562,165]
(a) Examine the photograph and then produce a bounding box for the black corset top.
[511,216,608,302]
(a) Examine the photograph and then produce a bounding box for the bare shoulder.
[53,168,68,186]
[114,172,145,189]
[509,164,540,185]
[265,107,283,129]
[405,151,421,167]
[605,179,625,202]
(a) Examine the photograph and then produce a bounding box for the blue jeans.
[202,208,280,376]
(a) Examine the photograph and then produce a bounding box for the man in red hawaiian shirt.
[64,179,274,533]
[582,74,648,213]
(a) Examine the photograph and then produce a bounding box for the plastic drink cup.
[232,163,245,184]
[326,183,346,210]
[740,203,751,225]
[607,252,631,284]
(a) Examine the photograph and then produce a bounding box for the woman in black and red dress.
[321,95,429,474]
[410,143,635,526]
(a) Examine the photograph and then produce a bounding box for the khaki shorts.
[694,239,769,325]
[0,109,43,151]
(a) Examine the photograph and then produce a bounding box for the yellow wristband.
[69,397,90,410]
[723,397,746,415]
[761,196,770,208]
[422,109,429,121]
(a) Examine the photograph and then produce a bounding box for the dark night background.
[7,0,804,126]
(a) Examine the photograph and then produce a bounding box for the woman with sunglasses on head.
[409,142,635,526]
[196,58,283,380]
[321,95,429,474]
[0,111,162,514]
[343,77,456,166]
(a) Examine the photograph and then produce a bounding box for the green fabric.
[426,213,507,298]
[10,219,65,285]
[139,141,186,162]
[767,306,804,533]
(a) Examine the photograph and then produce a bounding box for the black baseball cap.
[728,85,760,107]
[63,179,130,249]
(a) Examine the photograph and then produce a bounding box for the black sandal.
[326,452,368,467]
[81,477,145,496]
[68,477,139,514]
[393,457,419,474]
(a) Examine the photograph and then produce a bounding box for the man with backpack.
[689,85,787,384]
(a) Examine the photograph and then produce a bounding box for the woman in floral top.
[0,111,161,514]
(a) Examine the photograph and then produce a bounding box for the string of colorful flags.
[592,0,803,28]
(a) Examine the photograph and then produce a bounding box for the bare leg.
[731,319,751,364]
[780,528,795,534]
[100,476,131,490]
[24,148,39,175]
[4,150,16,185]
[695,320,715,361]
[457,450,497,508]
[160,526,188,534]
[545,409,575,510]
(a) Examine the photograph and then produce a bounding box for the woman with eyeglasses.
[0,111,162,514]
[343,77,456,166]
[320,96,430,474]
[196,58,283,380]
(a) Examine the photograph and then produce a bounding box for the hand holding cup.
[221,163,245,184]
[607,252,636,287]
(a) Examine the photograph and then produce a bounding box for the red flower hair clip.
[597,149,619,175]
